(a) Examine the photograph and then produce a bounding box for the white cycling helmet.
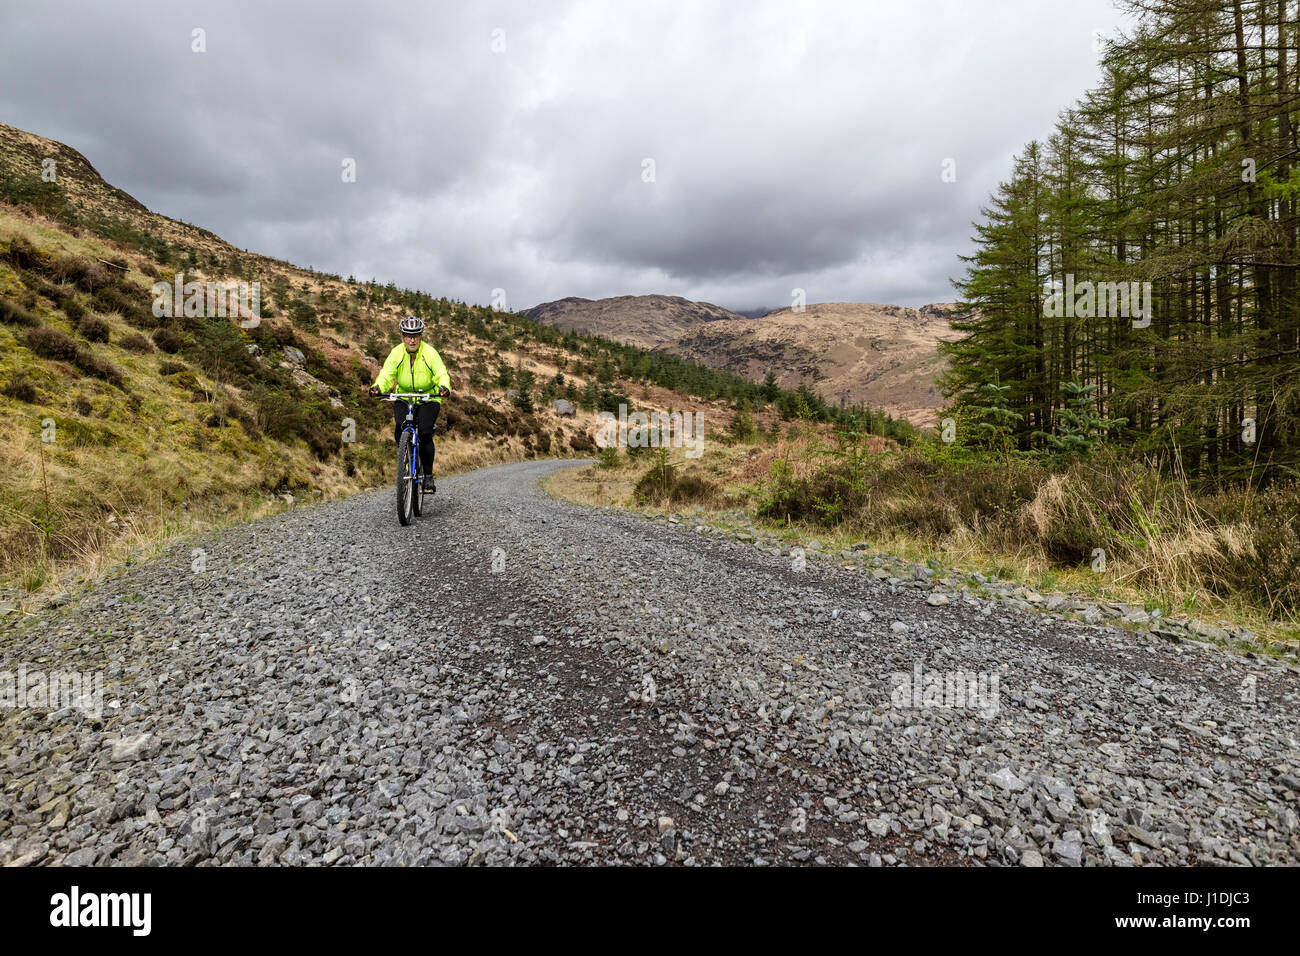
[398,315,425,335]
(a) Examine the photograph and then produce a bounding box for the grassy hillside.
[525,294,963,427]
[0,212,600,602]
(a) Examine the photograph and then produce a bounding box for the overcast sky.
[2,0,1131,311]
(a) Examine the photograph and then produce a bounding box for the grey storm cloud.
[1,0,1132,310]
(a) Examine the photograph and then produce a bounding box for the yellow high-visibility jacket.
[373,341,451,398]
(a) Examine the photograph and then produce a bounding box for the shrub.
[76,351,124,387]
[167,370,207,401]
[1,372,38,403]
[887,493,957,538]
[50,254,93,285]
[25,324,125,386]
[76,314,110,343]
[74,261,113,293]
[727,408,758,443]
[252,319,301,350]
[2,236,46,271]
[1219,483,1300,611]
[24,325,81,362]
[25,273,59,301]
[569,431,597,452]
[670,474,717,506]
[634,451,679,505]
[253,390,339,461]
[61,298,85,323]
[90,284,128,314]
[597,446,620,468]
[152,326,183,353]
[0,296,39,326]
[440,395,502,438]
[252,385,306,441]
[190,319,257,383]
[159,360,187,376]
[289,299,318,333]
[304,422,336,461]
[92,283,155,329]
[226,401,260,437]
[756,459,868,527]
[597,387,630,415]
[120,332,153,353]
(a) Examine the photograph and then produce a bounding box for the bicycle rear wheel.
[397,431,414,526]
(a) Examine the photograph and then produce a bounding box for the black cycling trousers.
[392,400,440,477]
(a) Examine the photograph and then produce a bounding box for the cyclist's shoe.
[424,475,435,495]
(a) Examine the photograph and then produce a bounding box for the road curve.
[1,459,1297,866]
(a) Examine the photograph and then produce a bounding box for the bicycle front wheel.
[397,431,414,526]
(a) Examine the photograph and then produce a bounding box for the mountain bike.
[379,392,436,526]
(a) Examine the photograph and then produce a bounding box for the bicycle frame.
[382,392,437,521]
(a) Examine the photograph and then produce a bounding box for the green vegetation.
[943,0,1300,484]
[634,447,717,506]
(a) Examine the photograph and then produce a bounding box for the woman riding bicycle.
[367,315,451,493]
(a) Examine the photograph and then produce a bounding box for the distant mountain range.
[523,294,966,427]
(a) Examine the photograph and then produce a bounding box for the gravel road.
[2,458,1297,866]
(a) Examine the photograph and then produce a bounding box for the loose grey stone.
[988,768,1026,792]
[110,733,156,762]
[0,458,1293,870]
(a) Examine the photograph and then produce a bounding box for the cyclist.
[368,315,451,494]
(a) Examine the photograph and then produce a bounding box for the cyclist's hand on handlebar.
[368,385,381,397]
[438,385,450,398]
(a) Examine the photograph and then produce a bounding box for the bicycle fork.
[406,411,420,490]
[404,407,438,492]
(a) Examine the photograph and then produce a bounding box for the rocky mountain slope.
[525,295,964,427]
[523,294,747,351]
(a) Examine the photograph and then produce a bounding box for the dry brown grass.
[542,460,634,509]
